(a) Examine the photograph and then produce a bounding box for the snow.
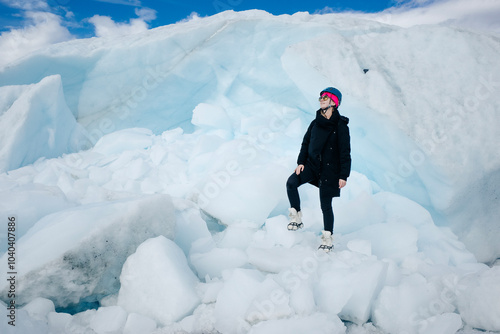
[22,298,55,322]
[0,9,499,334]
[247,313,345,334]
[455,266,500,331]
[123,313,157,334]
[89,306,128,333]
[47,311,72,334]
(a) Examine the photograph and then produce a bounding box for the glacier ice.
[0,194,176,307]
[117,236,200,326]
[0,9,499,334]
[0,75,86,173]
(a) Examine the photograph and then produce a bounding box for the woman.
[286,87,351,252]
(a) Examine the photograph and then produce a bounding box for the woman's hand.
[339,179,346,189]
[295,165,304,175]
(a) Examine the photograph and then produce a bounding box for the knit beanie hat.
[321,92,340,107]
[320,87,342,107]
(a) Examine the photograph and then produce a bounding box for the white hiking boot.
[287,208,303,231]
[318,230,333,252]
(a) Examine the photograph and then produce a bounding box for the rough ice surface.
[117,236,200,326]
[0,75,86,173]
[0,9,499,334]
[0,194,176,307]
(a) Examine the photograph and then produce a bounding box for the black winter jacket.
[297,108,351,197]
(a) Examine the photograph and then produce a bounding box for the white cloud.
[135,7,157,22]
[369,0,500,34]
[0,11,73,68]
[0,0,157,64]
[314,7,336,15]
[0,0,49,11]
[87,6,156,38]
[88,15,147,38]
[176,12,202,24]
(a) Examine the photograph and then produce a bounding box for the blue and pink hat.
[320,87,342,107]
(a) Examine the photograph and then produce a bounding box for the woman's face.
[319,95,332,109]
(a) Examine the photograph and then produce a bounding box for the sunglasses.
[318,95,330,101]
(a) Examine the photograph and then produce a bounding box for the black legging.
[286,166,334,233]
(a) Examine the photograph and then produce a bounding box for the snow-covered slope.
[0,10,499,334]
